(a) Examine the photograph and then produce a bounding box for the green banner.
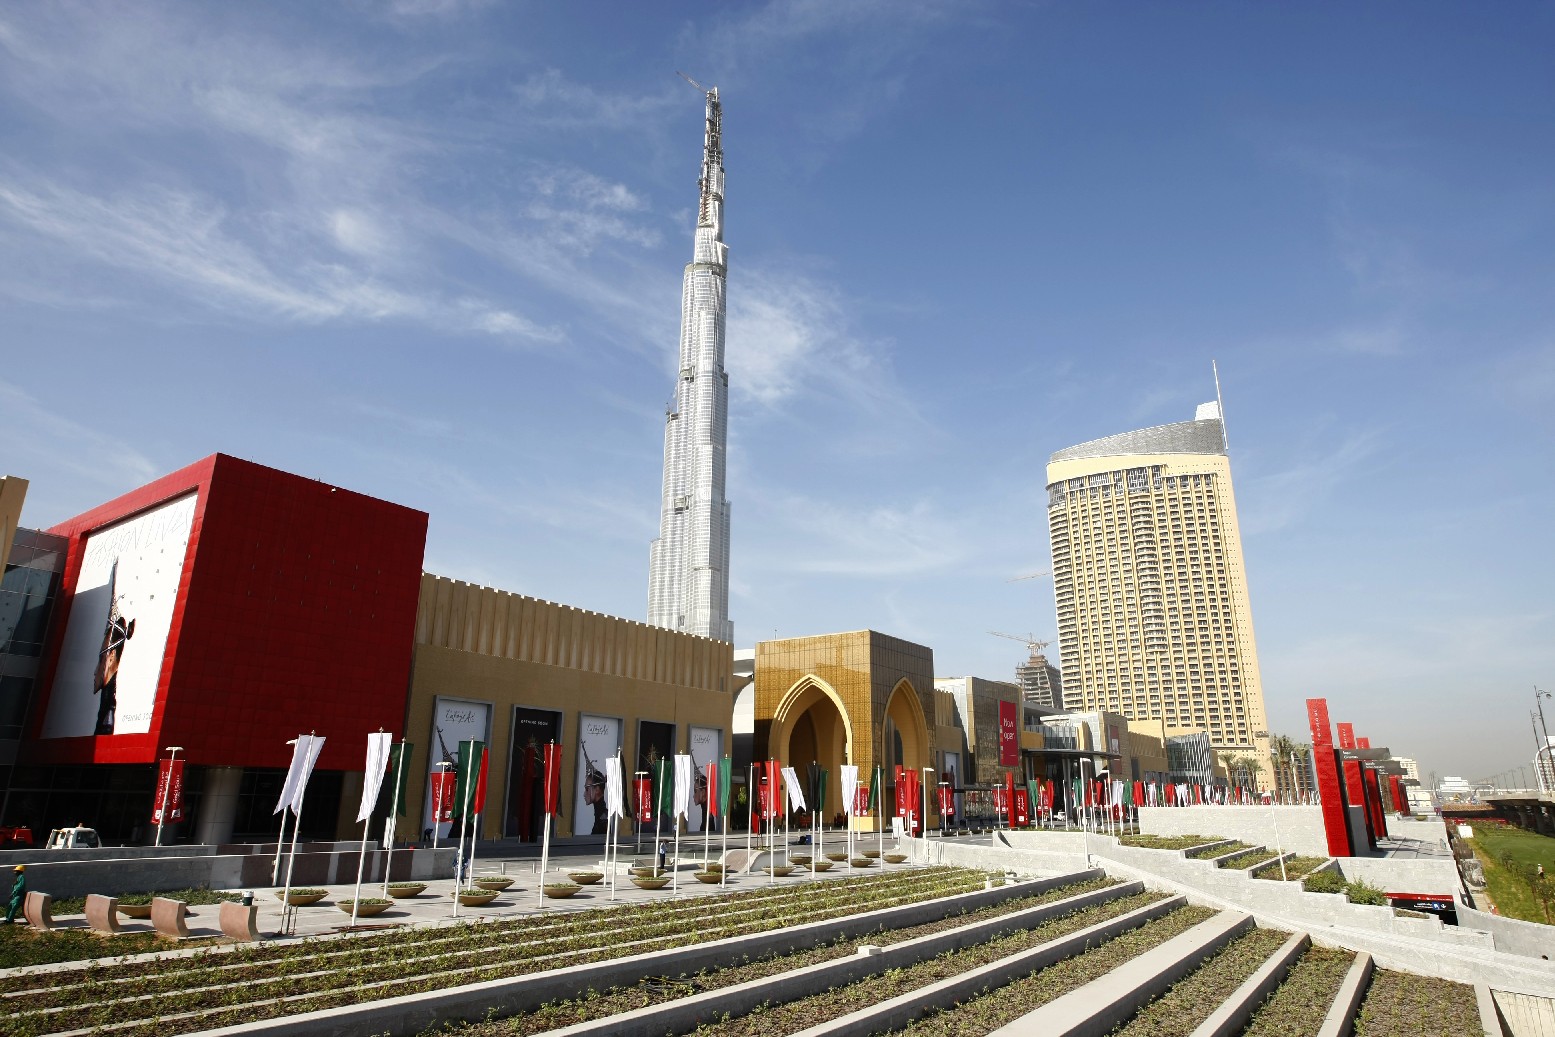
[717,756,732,816]
[655,756,674,815]
[453,739,486,818]
[387,741,414,816]
[869,765,883,812]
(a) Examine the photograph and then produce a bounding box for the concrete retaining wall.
[1460,903,1555,960]
[1138,806,1329,856]
[1333,857,1462,898]
[20,847,453,898]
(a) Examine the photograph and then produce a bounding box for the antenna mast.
[1212,359,1229,451]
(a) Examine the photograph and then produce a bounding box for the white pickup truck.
[44,826,101,849]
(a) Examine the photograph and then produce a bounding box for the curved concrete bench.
[219,901,260,942]
[151,896,189,939]
[22,891,53,930]
[85,894,122,934]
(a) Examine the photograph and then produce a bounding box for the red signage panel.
[998,700,1019,767]
[150,758,184,824]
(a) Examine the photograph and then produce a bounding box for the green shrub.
[1344,878,1387,906]
[1303,870,1345,895]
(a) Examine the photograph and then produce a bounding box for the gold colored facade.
[1047,412,1271,783]
[0,476,27,566]
[754,631,935,824]
[408,574,733,839]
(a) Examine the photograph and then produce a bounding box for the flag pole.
[719,758,728,888]
[745,762,754,872]
[875,767,883,858]
[271,805,288,887]
[673,769,682,895]
[381,740,407,896]
[354,732,385,931]
[537,742,554,908]
[453,745,474,919]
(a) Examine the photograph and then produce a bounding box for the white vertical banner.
[840,766,859,816]
[357,732,393,822]
[781,766,806,813]
[275,735,314,815]
[673,754,693,820]
[605,755,625,818]
[291,735,326,814]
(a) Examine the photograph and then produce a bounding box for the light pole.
[154,746,183,848]
[1536,689,1554,793]
[920,766,934,846]
[1077,757,1094,834]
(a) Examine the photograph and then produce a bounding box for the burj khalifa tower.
[647,86,733,643]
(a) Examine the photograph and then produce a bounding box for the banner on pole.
[429,770,455,822]
[151,758,184,824]
[673,754,693,820]
[357,732,393,822]
[717,756,732,818]
[454,739,488,817]
[655,756,674,817]
[541,742,561,816]
[840,765,859,817]
[275,734,316,815]
[634,774,654,823]
[780,766,805,813]
[937,783,953,818]
[605,756,625,819]
[998,700,1020,767]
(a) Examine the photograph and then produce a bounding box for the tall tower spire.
[648,86,733,643]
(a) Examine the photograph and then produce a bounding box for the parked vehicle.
[45,826,100,849]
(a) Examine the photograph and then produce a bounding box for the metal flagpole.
[745,763,754,872]
[767,764,775,886]
[271,736,298,886]
[381,740,407,896]
[453,745,475,919]
[876,767,883,858]
[703,767,711,871]
[610,751,622,902]
[720,757,729,888]
[673,765,682,895]
[537,743,555,908]
[351,813,370,928]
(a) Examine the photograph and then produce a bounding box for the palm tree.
[1268,734,1297,801]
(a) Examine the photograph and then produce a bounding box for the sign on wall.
[44,494,197,738]
[688,725,722,832]
[505,706,562,841]
[574,714,622,837]
[424,698,491,839]
[997,700,1019,767]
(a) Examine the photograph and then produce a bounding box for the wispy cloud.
[0,381,158,494]
[746,492,966,578]
[1239,427,1383,536]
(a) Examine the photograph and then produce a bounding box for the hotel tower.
[648,86,734,643]
[1046,402,1270,778]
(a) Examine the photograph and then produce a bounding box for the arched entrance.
[769,676,852,823]
[882,678,931,824]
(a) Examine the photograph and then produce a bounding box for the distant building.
[1046,401,1271,783]
[1015,651,1063,709]
[1390,756,1420,782]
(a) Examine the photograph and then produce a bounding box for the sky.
[2,2,1553,787]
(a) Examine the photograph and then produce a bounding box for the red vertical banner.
[853,783,870,815]
[1013,787,1030,826]
[471,747,490,814]
[937,783,954,818]
[1337,723,1356,750]
[762,760,781,819]
[1356,736,1370,749]
[151,759,184,824]
[634,775,653,823]
[998,700,1019,767]
[705,761,721,819]
[542,742,563,815]
[429,771,456,822]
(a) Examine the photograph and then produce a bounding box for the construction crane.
[1006,570,1051,583]
[676,70,710,92]
[988,631,1053,654]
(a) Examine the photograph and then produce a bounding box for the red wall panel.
[1306,698,1353,857]
[28,454,427,772]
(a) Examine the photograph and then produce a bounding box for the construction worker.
[2,865,24,924]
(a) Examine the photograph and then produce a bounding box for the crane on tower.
[988,631,1053,654]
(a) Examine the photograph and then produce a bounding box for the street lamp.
[154,746,183,848]
[920,766,934,846]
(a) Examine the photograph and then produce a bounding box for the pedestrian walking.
[3,865,24,924]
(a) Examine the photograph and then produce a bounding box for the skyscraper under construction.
[648,86,733,643]
[1046,402,1270,779]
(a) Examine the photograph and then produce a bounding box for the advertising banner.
[937,783,954,818]
[575,715,621,836]
[44,494,197,738]
[429,770,455,823]
[634,775,654,824]
[688,725,721,832]
[853,783,870,816]
[150,758,184,824]
[426,699,490,838]
[542,742,563,816]
[998,700,1019,767]
[1013,787,1031,827]
[505,706,561,841]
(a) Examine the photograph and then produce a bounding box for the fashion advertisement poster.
[423,698,491,839]
[574,714,621,838]
[687,725,721,832]
[636,720,675,820]
[942,750,963,819]
[505,706,562,841]
[43,493,197,738]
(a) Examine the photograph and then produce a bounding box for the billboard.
[423,697,491,839]
[574,714,621,837]
[997,699,1019,767]
[505,706,562,841]
[688,725,721,832]
[43,494,197,738]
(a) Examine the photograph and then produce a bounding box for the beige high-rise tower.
[1046,402,1270,784]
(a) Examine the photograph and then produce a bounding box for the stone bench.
[151,896,189,939]
[22,890,52,930]
[219,901,260,942]
[85,894,122,934]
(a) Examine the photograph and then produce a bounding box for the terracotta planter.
[337,901,390,916]
[862,850,882,859]
[386,883,427,899]
[810,861,834,872]
[849,857,875,868]
[824,852,849,862]
[765,865,796,877]
[472,876,515,890]
[630,875,671,890]
[456,891,500,907]
[542,884,580,899]
[789,855,812,866]
[693,871,722,884]
[116,904,153,918]
[275,890,328,906]
[884,853,908,864]
[568,872,604,885]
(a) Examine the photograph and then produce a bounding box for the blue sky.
[3,2,1552,786]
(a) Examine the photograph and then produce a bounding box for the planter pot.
[693,871,723,884]
[337,901,390,917]
[542,884,580,899]
[472,876,515,890]
[850,857,876,868]
[630,866,665,878]
[765,865,796,877]
[884,853,908,864]
[702,863,724,873]
[810,860,834,872]
[789,855,812,866]
[386,883,427,899]
[630,875,671,890]
[567,872,604,886]
[825,852,849,862]
[117,904,153,918]
[456,891,500,907]
[275,890,328,906]
[863,850,882,859]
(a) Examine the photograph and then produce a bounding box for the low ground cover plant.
[1115,927,1291,1036]
[7,868,988,1037]
[49,887,242,916]
[1301,872,1387,904]
[1353,968,1480,1036]
[1254,856,1328,882]
[892,905,1218,1035]
[1118,834,1220,851]
[1463,825,1555,924]
[1218,849,1279,871]
[0,926,170,970]
[1188,840,1252,860]
[429,877,1121,1036]
[1240,945,1355,1037]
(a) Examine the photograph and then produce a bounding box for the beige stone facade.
[0,476,27,566]
[1047,410,1271,785]
[407,574,734,839]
